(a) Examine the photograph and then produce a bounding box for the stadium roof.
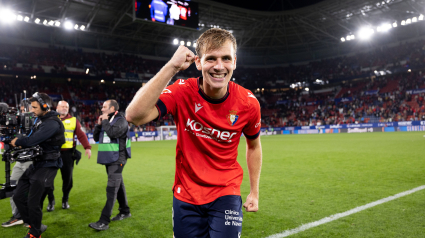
[2,0,425,65]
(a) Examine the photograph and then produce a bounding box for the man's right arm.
[126,46,195,125]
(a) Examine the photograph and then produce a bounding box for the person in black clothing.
[89,99,131,231]
[10,92,65,238]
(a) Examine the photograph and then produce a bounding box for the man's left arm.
[75,119,92,159]
[243,136,262,212]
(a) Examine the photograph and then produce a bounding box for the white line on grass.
[266,185,425,238]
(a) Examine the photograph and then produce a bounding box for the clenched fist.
[169,45,195,71]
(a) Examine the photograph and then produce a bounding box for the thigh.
[173,196,208,238]
[208,195,243,238]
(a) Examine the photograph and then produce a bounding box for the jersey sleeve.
[155,81,180,118]
[242,93,261,140]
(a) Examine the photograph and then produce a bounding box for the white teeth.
[211,74,225,78]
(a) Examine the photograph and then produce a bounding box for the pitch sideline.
[266,185,425,238]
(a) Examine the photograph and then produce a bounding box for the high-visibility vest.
[97,115,131,165]
[61,117,77,149]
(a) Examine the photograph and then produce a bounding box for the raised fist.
[169,45,195,71]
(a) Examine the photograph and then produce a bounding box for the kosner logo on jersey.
[186,118,237,141]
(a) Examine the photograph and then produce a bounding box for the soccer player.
[126,28,262,238]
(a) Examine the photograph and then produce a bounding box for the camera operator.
[1,101,33,228]
[10,92,65,238]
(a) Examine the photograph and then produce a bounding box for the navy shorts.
[173,195,243,238]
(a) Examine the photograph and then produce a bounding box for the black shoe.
[62,201,70,209]
[2,216,23,227]
[111,213,131,221]
[40,224,47,234]
[89,221,109,231]
[47,200,55,212]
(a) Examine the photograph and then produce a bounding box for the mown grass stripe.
[267,185,425,238]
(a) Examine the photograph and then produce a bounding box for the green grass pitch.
[1,132,424,237]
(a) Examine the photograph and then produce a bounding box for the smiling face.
[195,40,236,99]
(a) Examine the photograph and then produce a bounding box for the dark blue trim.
[245,131,260,140]
[197,77,229,104]
[156,99,167,118]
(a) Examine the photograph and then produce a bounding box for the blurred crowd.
[1,38,425,130]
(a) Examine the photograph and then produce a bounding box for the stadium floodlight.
[48,20,54,26]
[173,39,178,45]
[412,17,417,23]
[419,15,424,21]
[35,18,40,24]
[74,24,78,30]
[358,27,374,40]
[233,78,235,81]
[0,9,16,23]
[80,25,85,30]
[43,19,48,25]
[350,34,355,39]
[24,16,29,22]
[401,20,406,25]
[101,79,105,83]
[55,21,60,27]
[379,23,392,32]
[186,41,191,46]
[113,81,116,84]
[408,69,411,73]
[392,22,397,27]
[346,35,351,41]
[193,42,197,48]
[180,41,184,45]
[305,87,309,91]
[406,18,411,24]
[17,15,23,21]
[64,21,73,30]
[86,68,89,74]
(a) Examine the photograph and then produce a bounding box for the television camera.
[0,98,42,199]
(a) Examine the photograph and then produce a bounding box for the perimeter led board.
[135,0,199,29]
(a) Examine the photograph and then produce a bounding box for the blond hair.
[195,28,237,58]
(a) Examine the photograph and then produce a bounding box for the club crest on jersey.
[226,110,239,126]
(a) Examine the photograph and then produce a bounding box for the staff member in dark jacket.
[89,99,131,231]
[10,92,65,238]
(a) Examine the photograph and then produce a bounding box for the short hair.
[195,28,237,58]
[29,92,52,109]
[107,99,119,111]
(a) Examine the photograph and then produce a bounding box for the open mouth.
[209,73,227,80]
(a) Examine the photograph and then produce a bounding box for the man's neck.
[200,78,227,99]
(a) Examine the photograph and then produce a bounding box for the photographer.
[88,99,131,231]
[10,93,65,238]
[1,101,33,228]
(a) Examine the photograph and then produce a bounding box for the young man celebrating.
[126,28,262,237]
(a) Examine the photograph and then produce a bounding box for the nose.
[213,59,224,70]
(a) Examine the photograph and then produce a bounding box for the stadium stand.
[1,37,425,131]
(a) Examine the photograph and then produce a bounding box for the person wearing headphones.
[10,92,65,238]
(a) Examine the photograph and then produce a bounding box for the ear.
[195,55,202,71]
[233,54,237,70]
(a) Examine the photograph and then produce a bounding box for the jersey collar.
[197,77,229,104]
